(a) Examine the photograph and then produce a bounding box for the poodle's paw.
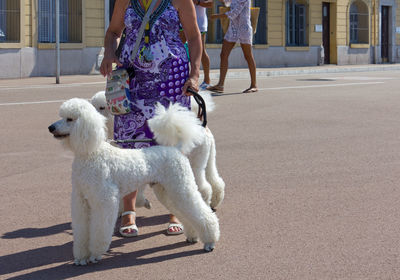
[144,199,152,209]
[89,255,102,264]
[203,243,215,252]
[186,237,199,244]
[74,258,88,266]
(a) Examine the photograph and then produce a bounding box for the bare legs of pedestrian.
[208,40,257,93]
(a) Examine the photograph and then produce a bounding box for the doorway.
[381,6,389,62]
[322,2,330,64]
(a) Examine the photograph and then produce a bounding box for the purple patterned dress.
[115,0,190,149]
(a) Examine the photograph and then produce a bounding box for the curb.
[205,64,400,79]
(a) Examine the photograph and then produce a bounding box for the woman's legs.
[121,191,138,235]
[240,43,257,92]
[207,40,235,92]
[201,32,210,85]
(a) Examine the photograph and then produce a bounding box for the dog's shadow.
[3,234,204,280]
[2,223,72,239]
[1,215,204,278]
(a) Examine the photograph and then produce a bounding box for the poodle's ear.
[70,106,107,155]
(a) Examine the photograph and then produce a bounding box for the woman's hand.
[210,13,227,20]
[100,0,129,77]
[100,51,122,77]
[182,77,199,96]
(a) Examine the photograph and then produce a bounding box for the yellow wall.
[85,0,104,47]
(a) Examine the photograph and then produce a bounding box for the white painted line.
[0,82,385,106]
[0,100,66,106]
[0,81,105,91]
[260,81,384,91]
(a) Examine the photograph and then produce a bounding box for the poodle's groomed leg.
[71,187,90,265]
[189,138,212,206]
[193,167,212,206]
[152,184,198,242]
[135,184,152,209]
[205,132,225,209]
[87,186,119,263]
[162,175,220,251]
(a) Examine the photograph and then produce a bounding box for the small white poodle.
[91,91,225,210]
[48,98,220,265]
[149,101,225,210]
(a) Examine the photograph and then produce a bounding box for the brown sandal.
[207,85,224,93]
[242,87,258,93]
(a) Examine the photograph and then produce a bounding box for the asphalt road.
[1,69,400,279]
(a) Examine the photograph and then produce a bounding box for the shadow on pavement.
[5,240,203,280]
[1,216,198,278]
[2,223,71,239]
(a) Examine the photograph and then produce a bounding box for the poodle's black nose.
[48,125,56,133]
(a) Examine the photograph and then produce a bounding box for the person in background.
[180,0,213,90]
[207,0,257,93]
[100,0,202,237]
[195,0,213,90]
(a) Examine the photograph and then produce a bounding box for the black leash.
[111,88,206,144]
[187,88,207,128]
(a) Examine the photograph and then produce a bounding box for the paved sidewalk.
[1,64,400,85]
[209,63,400,80]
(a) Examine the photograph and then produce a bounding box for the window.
[0,0,21,43]
[286,0,307,46]
[206,2,225,44]
[349,1,369,44]
[38,0,82,43]
[252,0,267,44]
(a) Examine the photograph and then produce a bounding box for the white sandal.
[167,223,184,235]
[119,211,138,237]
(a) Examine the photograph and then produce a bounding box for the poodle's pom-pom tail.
[190,91,216,114]
[148,103,205,154]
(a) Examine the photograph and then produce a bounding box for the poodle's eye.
[66,118,74,122]
[99,107,105,110]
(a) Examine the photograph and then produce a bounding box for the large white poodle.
[90,91,151,211]
[48,98,220,265]
[91,91,225,210]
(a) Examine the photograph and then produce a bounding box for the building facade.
[0,0,399,78]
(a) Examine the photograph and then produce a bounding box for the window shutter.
[297,5,305,45]
[59,0,69,42]
[38,0,51,42]
[0,0,6,42]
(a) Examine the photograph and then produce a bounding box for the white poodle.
[91,91,225,210]
[48,98,220,265]
[90,91,151,211]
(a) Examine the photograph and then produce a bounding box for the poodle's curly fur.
[48,98,220,265]
[90,91,151,211]
[149,102,225,210]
